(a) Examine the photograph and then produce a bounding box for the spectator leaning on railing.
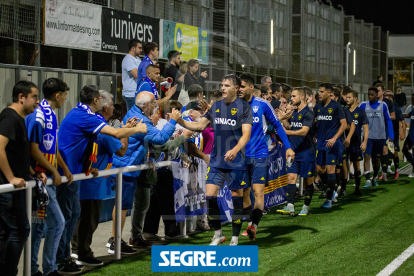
[56,85,147,274]
[25,78,73,276]
[0,81,47,276]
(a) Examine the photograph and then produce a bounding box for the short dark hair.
[332,88,341,99]
[343,85,353,95]
[375,83,385,91]
[260,85,269,96]
[146,64,159,73]
[143,42,158,55]
[368,87,378,94]
[282,83,292,93]
[239,73,255,86]
[222,74,241,87]
[188,84,203,99]
[128,39,142,51]
[209,89,223,101]
[161,100,182,118]
[292,87,305,96]
[109,104,123,121]
[319,83,333,91]
[377,75,382,80]
[80,85,100,105]
[303,86,313,97]
[12,80,38,103]
[270,83,282,94]
[385,94,394,100]
[42,78,70,100]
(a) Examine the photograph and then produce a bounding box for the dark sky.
[328,0,414,34]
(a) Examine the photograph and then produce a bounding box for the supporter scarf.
[77,103,105,175]
[143,55,154,65]
[144,76,159,100]
[35,100,58,173]
[103,157,113,178]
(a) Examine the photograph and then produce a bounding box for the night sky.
[328,0,414,34]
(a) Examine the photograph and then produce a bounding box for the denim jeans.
[123,96,136,111]
[56,181,81,265]
[31,185,65,275]
[0,190,30,276]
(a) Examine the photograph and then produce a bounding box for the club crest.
[354,113,359,118]
[43,134,54,151]
[328,108,333,114]
[298,114,302,120]
[231,108,238,115]
[253,106,259,113]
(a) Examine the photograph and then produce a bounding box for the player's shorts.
[287,159,316,178]
[316,141,344,166]
[246,157,268,185]
[365,138,386,157]
[112,176,137,210]
[346,146,364,162]
[206,167,249,190]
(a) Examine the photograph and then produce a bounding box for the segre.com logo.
[151,245,258,272]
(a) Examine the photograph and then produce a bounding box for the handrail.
[0,161,171,193]
[0,161,171,276]
[0,63,119,76]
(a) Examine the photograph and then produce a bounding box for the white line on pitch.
[376,243,414,276]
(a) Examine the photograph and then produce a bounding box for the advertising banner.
[264,144,288,209]
[101,7,160,53]
[161,19,209,63]
[43,0,102,51]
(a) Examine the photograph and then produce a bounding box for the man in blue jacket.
[108,92,181,252]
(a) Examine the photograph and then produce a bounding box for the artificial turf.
[88,173,414,276]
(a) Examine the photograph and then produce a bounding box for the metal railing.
[0,161,172,276]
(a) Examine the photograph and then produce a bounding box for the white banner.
[44,0,102,51]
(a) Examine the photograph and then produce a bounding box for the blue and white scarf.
[35,100,58,173]
[144,76,159,100]
[143,55,154,65]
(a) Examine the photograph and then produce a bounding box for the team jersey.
[58,106,108,174]
[347,107,369,145]
[288,105,315,161]
[340,105,353,142]
[204,98,253,170]
[314,100,345,151]
[393,104,404,140]
[245,96,291,158]
[79,134,122,200]
[360,100,394,140]
[408,109,414,138]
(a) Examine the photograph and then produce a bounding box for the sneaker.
[379,173,383,180]
[350,173,355,179]
[298,205,309,216]
[246,225,257,241]
[382,173,388,182]
[338,190,346,198]
[108,240,136,255]
[46,271,60,276]
[363,180,372,188]
[106,237,114,248]
[319,191,326,199]
[373,178,379,186]
[196,214,210,230]
[241,226,251,236]
[331,191,338,203]
[71,253,78,259]
[58,259,81,275]
[229,240,238,246]
[394,172,400,179]
[69,258,83,269]
[276,204,295,216]
[409,172,414,178]
[210,236,226,245]
[263,208,269,215]
[321,200,332,209]
[76,256,103,267]
[165,234,184,240]
[142,232,164,241]
[32,271,43,276]
[352,190,364,196]
[129,235,153,247]
[387,167,395,174]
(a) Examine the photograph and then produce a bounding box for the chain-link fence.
[0,0,388,93]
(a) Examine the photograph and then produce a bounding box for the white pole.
[411,62,413,94]
[115,173,122,260]
[346,42,351,86]
[23,187,32,276]
[299,177,304,197]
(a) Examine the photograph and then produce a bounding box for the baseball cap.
[185,101,202,111]
[168,50,182,60]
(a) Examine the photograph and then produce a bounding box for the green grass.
[88,173,414,276]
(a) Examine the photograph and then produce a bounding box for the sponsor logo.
[308,172,312,175]
[253,117,259,123]
[152,245,258,272]
[253,106,259,113]
[214,118,237,126]
[291,122,302,128]
[260,177,265,180]
[317,115,332,120]
[331,159,335,163]
[353,119,359,125]
[241,181,247,186]
[231,108,238,115]
[216,109,220,112]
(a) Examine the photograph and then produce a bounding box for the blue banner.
[264,144,288,209]
[152,245,258,272]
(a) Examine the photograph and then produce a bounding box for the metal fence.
[0,0,388,97]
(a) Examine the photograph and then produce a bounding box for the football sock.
[304,184,314,206]
[207,196,221,232]
[287,183,296,204]
[355,171,362,191]
[242,205,252,223]
[231,197,243,237]
[251,209,263,227]
[326,173,336,200]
